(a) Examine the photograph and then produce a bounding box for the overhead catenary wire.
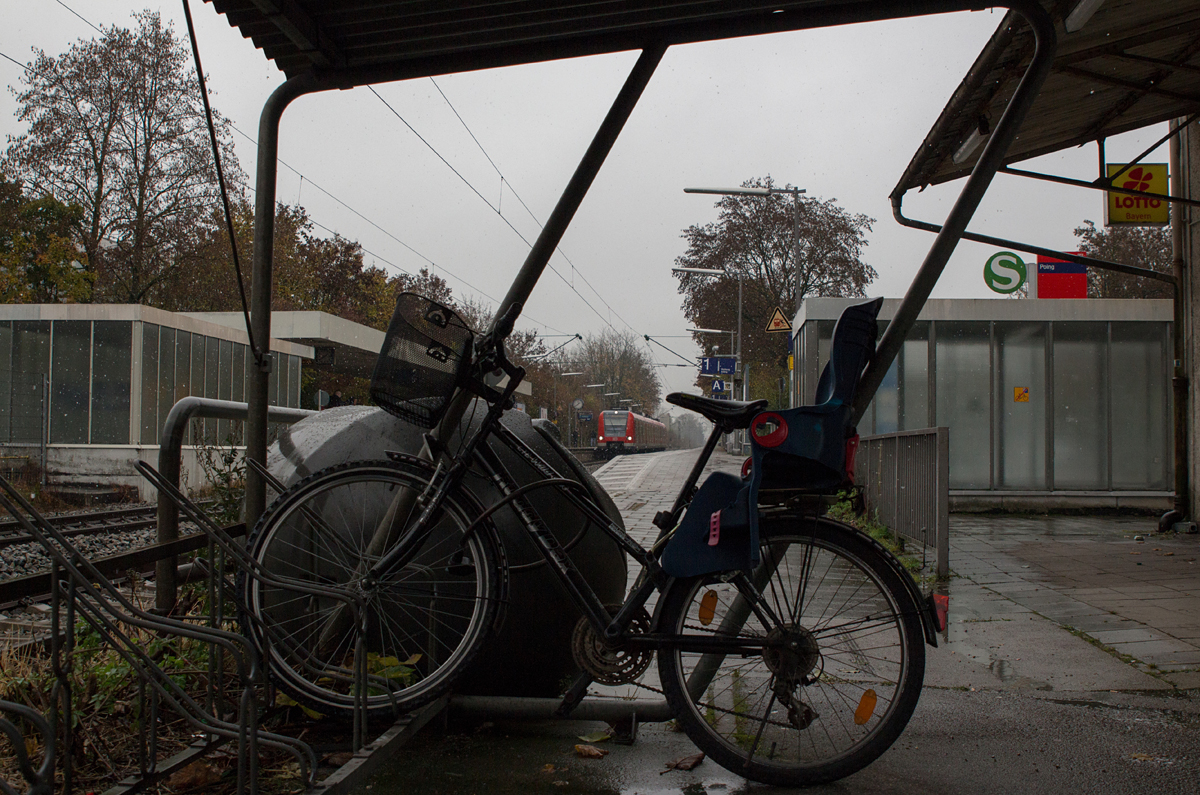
[369,85,629,338]
[14,2,706,403]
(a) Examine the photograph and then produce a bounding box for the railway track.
[0,503,163,550]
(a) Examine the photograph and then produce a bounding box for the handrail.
[156,397,315,612]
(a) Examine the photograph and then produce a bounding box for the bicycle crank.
[570,605,653,686]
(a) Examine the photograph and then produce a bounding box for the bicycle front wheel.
[244,459,502,717]
[657,517,925,786]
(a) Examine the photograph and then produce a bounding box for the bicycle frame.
[366,371,766,650]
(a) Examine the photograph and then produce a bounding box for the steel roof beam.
[248,0,345,68]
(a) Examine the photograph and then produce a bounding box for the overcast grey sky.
[2,2,1168,408]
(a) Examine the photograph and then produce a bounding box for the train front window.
[602,412,628,437]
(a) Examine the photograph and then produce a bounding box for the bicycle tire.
[656,516,925,786]
[243,459,503,717]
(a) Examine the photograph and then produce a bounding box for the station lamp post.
[559,372,584,443]
[581,383,606,447]
[685,185,805,407]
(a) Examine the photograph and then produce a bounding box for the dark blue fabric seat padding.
[661,472,757,577]
[661,297,883,578]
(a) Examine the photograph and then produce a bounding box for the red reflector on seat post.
[845,434,861,482]
[741,457,752,480]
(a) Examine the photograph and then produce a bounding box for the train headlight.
[627,436,633,441]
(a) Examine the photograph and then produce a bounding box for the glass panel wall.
[899,324,929,431]
[157,328,176,445]
[935,322,991,489]
[51,321,91,444]
[1111,323,1168,489]
[995,322,1046,489]
[1053,323,1108,489]
[91,322,131,444]
[0,318,302,450]
[287,354,301,408]
[141,324,160,445]
[12,321,51,444]
[0,322,10,441]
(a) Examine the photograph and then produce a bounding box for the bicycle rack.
[0,473,316,795]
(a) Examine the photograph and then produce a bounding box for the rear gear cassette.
[571,605,652,686]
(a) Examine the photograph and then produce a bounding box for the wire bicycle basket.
[370,293,475,428]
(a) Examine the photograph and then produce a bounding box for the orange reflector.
[854,689,877,725]
[698,591,718,625]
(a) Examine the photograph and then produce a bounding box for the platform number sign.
[712,379,726,394]
[983,251,1027,294]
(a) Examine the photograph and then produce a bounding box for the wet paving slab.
[364,454,1200,794]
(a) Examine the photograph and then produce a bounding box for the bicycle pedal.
[554,672,592,717]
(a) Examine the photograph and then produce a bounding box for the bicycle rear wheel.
[656,517,925,786]
[244,459,502,716]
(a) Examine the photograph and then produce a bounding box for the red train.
[597,410,667,457]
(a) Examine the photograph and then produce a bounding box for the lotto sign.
[1105,164,1169,226]
[983,252,1026,294]
[1037,253,1087,299]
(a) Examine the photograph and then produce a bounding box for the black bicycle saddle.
[666,392,768,430]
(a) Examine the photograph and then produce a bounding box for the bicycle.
[242,292,941,786]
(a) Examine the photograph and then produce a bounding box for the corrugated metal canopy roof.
[895,0,1200,196]
[203,0,986,85]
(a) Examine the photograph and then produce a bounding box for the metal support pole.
[245,75,317,533]
[41,373,48,490]
[490,45,665,336]
[854,1,1056,425]
[1171,120,1189,517]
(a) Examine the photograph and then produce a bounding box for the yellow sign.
[1106,164,1169,226]
[765,307,792,333]
[1014,387,1029,403]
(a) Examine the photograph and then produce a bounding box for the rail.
[856,427,949,579]
[155,397,315,612]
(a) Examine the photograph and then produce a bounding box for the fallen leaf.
[661,752,705,773]
[574,744,609,759]
[1130,753,1155,761]
[552,781,570,787]
[324,752,355,767]
[542,764,556,773]
[167,761,222,789]
[577,731,611,743]
[1164,552,1175,557]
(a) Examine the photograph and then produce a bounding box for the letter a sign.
[765,307,792,333]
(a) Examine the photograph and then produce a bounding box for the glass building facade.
[0,306,307,450]
[793,299,1172,494]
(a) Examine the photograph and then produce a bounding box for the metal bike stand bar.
[448,695,672,723]
[155,397,315,613]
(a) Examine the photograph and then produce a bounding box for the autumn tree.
[674,176,876,401]
[0,176,92,302]
[3,11,241,304]
[1074,219,1172,299]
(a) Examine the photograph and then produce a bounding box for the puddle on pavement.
[366,719,752,795]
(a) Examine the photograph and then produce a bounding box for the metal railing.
[156,397,315,613]
[856,427,949,579]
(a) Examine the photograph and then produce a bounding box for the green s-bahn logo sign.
[983,251,1027,294]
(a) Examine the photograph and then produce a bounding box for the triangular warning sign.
[765,307,792,333]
